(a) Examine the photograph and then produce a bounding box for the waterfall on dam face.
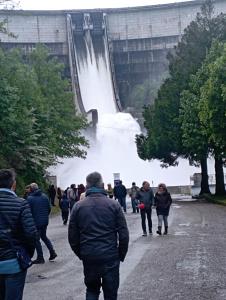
[75,31,117,115]
[53,28,202,188]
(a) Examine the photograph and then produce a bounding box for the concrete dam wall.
[1,0,226,111]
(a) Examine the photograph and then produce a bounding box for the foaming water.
[53,112,202,188]
[52,27,203,188]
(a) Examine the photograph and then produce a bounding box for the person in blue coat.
[0,169,38,300]
[27,183,57,264]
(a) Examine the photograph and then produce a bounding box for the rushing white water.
[52,29,205,188]
[75,32,116,115]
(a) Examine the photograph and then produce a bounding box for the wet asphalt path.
[24,200,226,300]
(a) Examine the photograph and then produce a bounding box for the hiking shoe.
[49,251,57,261]
[32,258,45,264]
[142,232,147,236]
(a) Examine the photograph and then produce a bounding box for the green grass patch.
[50,205,61,216]
[204,194,226,206]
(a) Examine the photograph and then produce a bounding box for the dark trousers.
[131,198,139,213]
[83,260,120,300]
[0,270,27,300]
[61,210,69,224]
[140,208,152,233]
[50,196,55,206]
[118,197,126,212]
[36,225,54,259]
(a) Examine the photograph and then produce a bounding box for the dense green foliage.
[0,46,88,192]
[180,41,226,195]
[136,0,226,195]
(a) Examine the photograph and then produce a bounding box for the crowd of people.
[0,168,172,300]
[55,180,172,237]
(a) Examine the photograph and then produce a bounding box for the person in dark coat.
[154,183,172,235]
[60,192,70,225]
[113,180,127,212]
[129,182,139,213]
[48,185,56,206]
[28,183,57,264]
[136,181,154,236]
[57,187,62,206]
[69,172,129,300]
[0,169,38,300]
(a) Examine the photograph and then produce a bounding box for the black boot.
[32,257,45,264]
[156,226,162,235]
[49,250,57,261]
[164,226,168,235]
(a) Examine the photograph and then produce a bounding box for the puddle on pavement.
[172,205,181,209]
[37,275,48,280]
[174,231,189,236]
[179,223,191,227]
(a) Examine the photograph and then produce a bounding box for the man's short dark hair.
[132,182,136,186]
[86,172,103,189]
[0,169,16,189]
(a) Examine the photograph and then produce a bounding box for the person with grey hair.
[69,172,129,300]
[27,183,57,264]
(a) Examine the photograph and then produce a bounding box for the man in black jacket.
[68,172,129,300]
[113,180,127,213]
[28,183,57,264]
[0,169,38,300]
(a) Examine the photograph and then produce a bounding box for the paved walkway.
[24,199,226,300]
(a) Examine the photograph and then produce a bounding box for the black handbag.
[0,211,32,270]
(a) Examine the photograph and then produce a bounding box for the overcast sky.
[19,0,192,10]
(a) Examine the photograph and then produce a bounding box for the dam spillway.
[0,1,225,186]
[70,12,117,115]
[51,11,202,188]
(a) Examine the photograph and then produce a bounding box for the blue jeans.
[158,215,168,227]
[36,225,54,259]
[0,270,27,300]
[83,260,120,300]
